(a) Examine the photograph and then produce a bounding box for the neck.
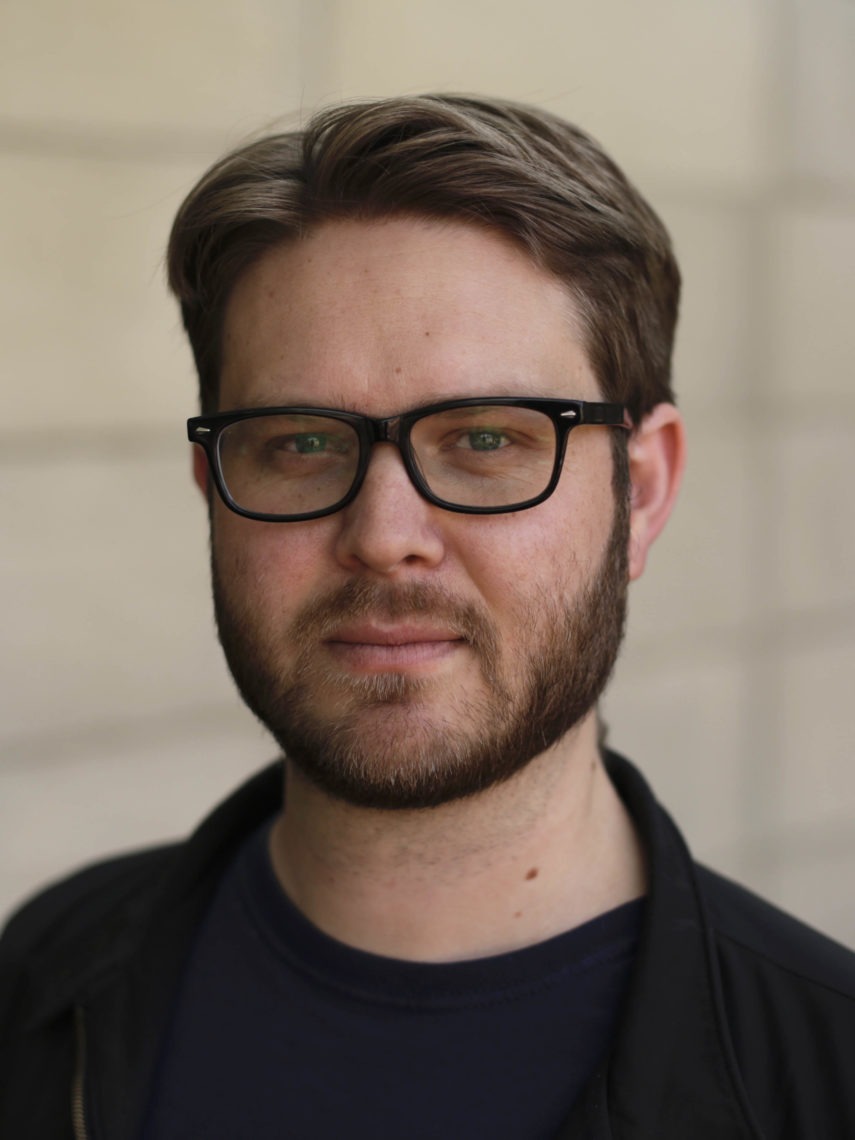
[268,714,646,962]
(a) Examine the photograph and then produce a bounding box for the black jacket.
[2,753,854,1139]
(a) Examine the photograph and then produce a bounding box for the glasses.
[187,397,631,521]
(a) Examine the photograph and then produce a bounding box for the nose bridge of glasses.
[366,413,404,447]
[357,413,431,504]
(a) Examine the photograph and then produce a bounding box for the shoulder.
[697,865,855,999]
[0,846,177,1027]
[1,761,283,1012]
[696,866,855,1135]
[2,846,178,957]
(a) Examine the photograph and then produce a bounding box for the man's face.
[206,217,628,809]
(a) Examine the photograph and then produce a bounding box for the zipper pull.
[72,1004,89,1140]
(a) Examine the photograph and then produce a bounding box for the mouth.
[323,622,466,673]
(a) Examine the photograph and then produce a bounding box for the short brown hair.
[167,94,680,422]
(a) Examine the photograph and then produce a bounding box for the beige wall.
[2,0,854,944]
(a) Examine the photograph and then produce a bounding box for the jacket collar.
[27,753,763,1138]
[560,753,762,1139]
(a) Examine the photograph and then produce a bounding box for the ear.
[628,403,686,581]
[192,444,210,498]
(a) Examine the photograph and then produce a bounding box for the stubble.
[212,493,629,810]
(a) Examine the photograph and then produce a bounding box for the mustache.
[289,578,494,649]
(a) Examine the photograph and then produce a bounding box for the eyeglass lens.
[216,406,559,516]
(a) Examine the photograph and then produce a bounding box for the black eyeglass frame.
[187,397,632,522]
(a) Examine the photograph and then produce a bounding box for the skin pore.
[198,217,685,962]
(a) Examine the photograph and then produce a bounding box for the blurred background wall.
[2,0,853,943]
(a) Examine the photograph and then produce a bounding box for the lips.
[323,621,465,672]
[326,622,464,647]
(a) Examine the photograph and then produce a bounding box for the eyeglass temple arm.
[572,402,633,430]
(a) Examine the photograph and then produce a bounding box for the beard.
[212,491,629,811]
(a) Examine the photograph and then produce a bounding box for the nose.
[333,443,445,575]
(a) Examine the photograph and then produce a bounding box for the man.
[1,95,853,1139]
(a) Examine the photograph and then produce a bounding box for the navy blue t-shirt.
[142,822,642,1139]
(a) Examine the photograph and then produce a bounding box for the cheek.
[212,509,335,612]
[559,438,618,534]
[449,515,574,618]
[459,481,612,606]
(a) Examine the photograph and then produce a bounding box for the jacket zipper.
[72,1004,90,1140]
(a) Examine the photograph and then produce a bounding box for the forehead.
[219,217,598,412]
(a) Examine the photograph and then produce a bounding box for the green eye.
[294,433,326,453]
[467,429,506,451]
